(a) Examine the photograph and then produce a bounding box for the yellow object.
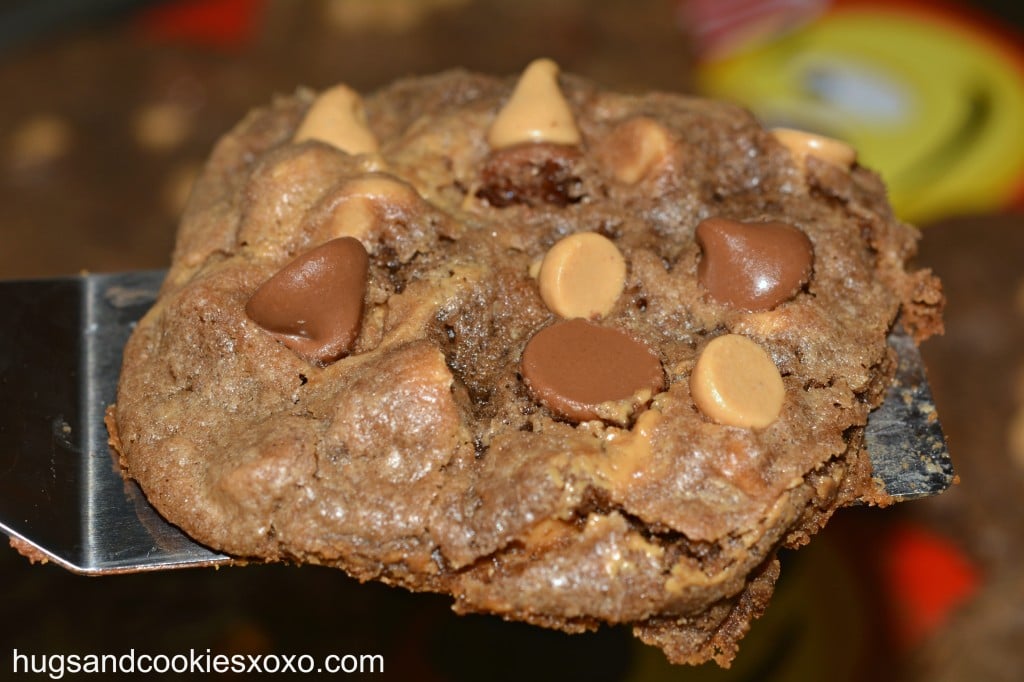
[698,5,1024,223]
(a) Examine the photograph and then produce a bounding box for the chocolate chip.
[246,237,369,364]
[520,319,664,423]
[696,217,814,312]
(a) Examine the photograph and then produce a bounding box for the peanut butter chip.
[294,84,379,155]
[603,117,672,184]
[521,319,664,423]
[487,58,581,149]
[771,128,856,169]
[246,237,369,364]
[690,334,784,429]
[696,217,814,312]
[326,174,422,243]
[539,232,626,319]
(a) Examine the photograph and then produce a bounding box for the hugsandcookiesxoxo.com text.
[12,648,384,678]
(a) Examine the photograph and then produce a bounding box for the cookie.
[108,59,943,666]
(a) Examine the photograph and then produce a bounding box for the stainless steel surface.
[0,270,230,574]
[866,325,955,499]
[0,271,952,575]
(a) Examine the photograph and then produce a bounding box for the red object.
[678,0,829,59]
[134,0,265,49]
[880,523,982,649]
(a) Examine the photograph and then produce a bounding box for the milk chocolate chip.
[521,319,664,423]
[696,217,813,312]
[246,237,369,364]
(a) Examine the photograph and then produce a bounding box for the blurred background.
[1,1,1022,679]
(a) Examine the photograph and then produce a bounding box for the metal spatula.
[0,272,954,575]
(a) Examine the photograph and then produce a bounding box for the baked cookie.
[108,59,943,666]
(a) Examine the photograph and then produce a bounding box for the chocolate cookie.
[108,59,943,666]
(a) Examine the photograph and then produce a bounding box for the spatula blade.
[0,271,230,574]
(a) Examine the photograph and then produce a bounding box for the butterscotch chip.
[294,84,379,154]
[696,217,814,312]
[521,319,664,423]
[110,65,943,669]
[538,232,626,319]
[690,334,785,429]
[771,127,857,169]
[487,58,581,149]
[245,237,369,364]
